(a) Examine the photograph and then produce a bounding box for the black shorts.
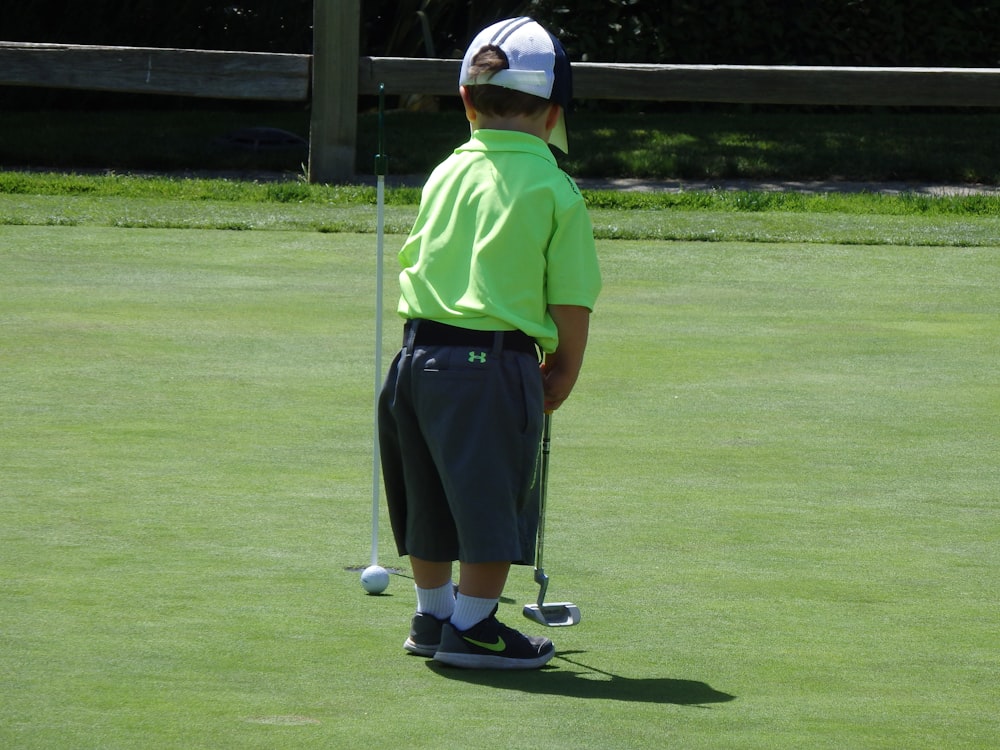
[378,320,544,564]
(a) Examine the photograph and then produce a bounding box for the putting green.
[1,226,996,748]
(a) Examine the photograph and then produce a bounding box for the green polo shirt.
[397,129,601,353]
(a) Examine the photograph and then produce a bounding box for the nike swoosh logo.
[464,635,506,652]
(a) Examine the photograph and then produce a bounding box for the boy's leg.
[410,557,452,590]
[456,560,510,598]
[410,558,509,628]
[410,557,455,619]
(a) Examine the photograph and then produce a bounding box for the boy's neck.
[459,86,560,147]
[473,113,551,143]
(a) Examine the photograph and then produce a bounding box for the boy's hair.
[464,45,552,119]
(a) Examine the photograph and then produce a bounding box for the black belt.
[405,319,538,355]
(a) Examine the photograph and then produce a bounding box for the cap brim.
[549,110,568,154]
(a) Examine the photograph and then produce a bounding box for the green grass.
[1,218,997,748]
[3,171,1000,247]
[2,106,999,183]
[3,170,998,215]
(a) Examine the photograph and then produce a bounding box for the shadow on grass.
[427,650,736,706]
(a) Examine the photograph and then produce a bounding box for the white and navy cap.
[459,17,573,154]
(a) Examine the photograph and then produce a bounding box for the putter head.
[523,569,580,626]
[522,602,581,627]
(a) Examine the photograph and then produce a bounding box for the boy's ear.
[545,104,562,132]
[459,86,478,124]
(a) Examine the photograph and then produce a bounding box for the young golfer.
[378,17,601,669]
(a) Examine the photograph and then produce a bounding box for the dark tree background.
[4,0,998,65]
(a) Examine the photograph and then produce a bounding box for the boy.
[378,17,601,670]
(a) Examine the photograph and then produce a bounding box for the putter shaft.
[523,414,580,627]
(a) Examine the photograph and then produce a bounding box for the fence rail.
[360,57,1000,107]
[0,42,310,101]
[8,42,998,107]
[3,38,1000,181]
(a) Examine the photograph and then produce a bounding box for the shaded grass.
[0,106,312,175]
[1,226,997,748]
[553,109,1000,183]
[2,105,999,183]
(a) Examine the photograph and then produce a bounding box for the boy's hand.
[543,304,591,412]
[541,359,576,412]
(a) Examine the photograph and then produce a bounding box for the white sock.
[415,581,455,620]
[450,594,498,632]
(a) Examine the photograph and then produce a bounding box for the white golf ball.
[360,565,390,594]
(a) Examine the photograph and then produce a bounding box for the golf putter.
[523,413,581,627]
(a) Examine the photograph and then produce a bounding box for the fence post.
[308,0,359,183]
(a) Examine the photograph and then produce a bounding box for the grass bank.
[2,171,999,246]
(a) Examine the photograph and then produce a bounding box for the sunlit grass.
[1,226,996,748]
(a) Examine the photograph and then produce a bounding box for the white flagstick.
[362,84,390,595]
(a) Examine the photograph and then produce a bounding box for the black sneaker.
[433,612,554,669]
[404,612,447,657]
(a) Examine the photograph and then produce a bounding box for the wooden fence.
[359,58,1000,106]
[2,0,999,182]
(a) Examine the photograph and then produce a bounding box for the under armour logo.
[468,351,487,363]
